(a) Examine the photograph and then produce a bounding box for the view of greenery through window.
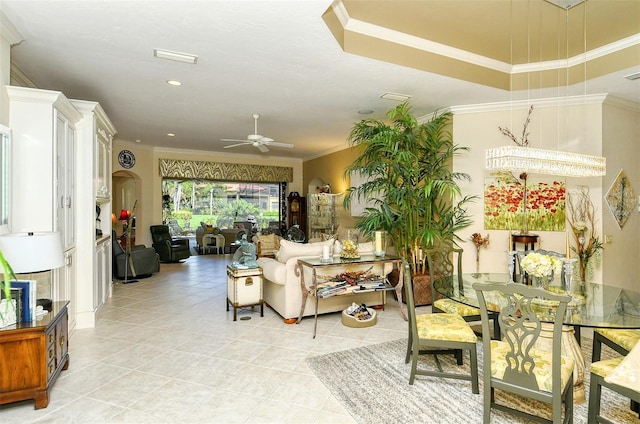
[162,179,281,234]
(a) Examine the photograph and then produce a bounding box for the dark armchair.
[150,225,191,263]
[111,231,160,279]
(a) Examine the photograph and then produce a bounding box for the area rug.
[306,337,637,424]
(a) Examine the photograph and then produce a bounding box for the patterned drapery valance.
[159,159,293,182]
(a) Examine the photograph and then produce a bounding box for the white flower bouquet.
[520,252,562,278]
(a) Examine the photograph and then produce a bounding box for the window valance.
[159,159,293,182]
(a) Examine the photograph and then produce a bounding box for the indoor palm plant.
[344,103,475,300]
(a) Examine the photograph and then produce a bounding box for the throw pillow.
[276,239,333,263]
[604,338,640,391]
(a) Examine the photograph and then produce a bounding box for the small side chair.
[403,262,479,393]
[473,281,574,424]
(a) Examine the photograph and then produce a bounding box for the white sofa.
[257,239,392,322]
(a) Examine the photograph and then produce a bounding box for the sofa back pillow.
[277,239,333,263]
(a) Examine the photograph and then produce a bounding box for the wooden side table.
[511,233,538,281]
[511,233,538,251]
[226,265,264,321]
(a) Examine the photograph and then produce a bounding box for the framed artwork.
[484,175,566,231]
[605,169,637,229]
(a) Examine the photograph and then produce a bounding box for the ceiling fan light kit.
[222,114,294,153]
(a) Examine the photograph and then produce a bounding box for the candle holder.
[374,231,387,257]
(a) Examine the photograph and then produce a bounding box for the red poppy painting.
[484,176,566,231]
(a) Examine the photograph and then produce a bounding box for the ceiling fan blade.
[266,141,294,149]
[221,138,249,143]
[259,137,273,143]
[224,143,249,149]
[257,144,269,153]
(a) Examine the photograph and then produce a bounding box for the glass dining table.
[432,272,640,403]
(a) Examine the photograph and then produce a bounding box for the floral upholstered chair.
[403,262,479,393]
[428,246,500,339]
[473,282,574,423]
[589,340,640,422]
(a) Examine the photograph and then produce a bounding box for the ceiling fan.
[222,114,294,153]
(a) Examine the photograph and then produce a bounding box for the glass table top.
[432,273,640,329]
[297,254,401,267]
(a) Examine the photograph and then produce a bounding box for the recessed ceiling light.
[380,92,412,101]
[624,72,640,81]
[167,133,176,137]
[167,80,182,86]
[135,139,141,143]
[153,48,198,64]
[358,109,374,115]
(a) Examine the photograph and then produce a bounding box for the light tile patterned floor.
[0,253,411,423]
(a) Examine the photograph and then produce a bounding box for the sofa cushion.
[258,257,287,285]
[276,239,333,263]
[255,233,280,251]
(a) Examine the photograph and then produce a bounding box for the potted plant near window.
[344,103,476,305]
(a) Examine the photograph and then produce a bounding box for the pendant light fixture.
[486,0,606,178]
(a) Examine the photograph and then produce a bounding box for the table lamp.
[0,231,64,273]
[119,209,130,233]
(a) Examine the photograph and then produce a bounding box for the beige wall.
[112,141,303,247]
[601,99,640,289]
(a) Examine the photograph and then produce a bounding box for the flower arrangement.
[566,187,604,281]
[520,252,562,278]
[470,233,489,272]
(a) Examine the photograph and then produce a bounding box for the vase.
[531,275,549,290]
[578,261,587,282]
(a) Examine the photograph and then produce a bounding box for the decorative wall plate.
[118,150,136,169]
[605,169,637,229]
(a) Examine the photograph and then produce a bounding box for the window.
[162,179,282,232]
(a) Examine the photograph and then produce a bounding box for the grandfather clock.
[287,192,306,235]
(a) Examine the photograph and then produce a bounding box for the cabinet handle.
[59,335,65,346]
[245,277,253,286]
[66,196,72,208]
[49,349,54,359]
[49,333,54,343]
[49,364,54,374]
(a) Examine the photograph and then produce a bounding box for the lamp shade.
[119,209,129,221]
[0,232,64,273]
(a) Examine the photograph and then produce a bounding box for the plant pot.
[388,270,433,306]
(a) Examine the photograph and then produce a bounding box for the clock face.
[118,150,136,169]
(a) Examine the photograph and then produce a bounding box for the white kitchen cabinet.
[53,248,76,332]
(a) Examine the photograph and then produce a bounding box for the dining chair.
[589,352,640,423]
[428,246,500,339]
[473,282,574,424]
[403,262,479,393]
[592,328,640,362]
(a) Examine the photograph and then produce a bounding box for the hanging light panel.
[486,145,606,177]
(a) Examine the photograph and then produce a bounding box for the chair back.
[403,261,419,340]
[426,245,463,297]
[473,282,570,392]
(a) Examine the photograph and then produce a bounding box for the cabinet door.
[95,129,111,200]
[55,113,75,249]
[55,250,76,331]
